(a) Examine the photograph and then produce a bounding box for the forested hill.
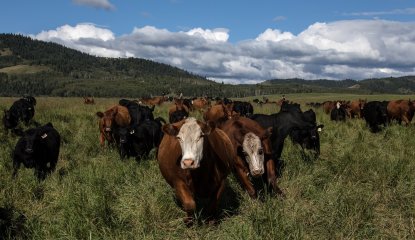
[0,33,220,97]
[1,33,415,97]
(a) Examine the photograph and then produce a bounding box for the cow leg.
[206,180,226,223]
[265,159,284,196]
[234,160,257,199]
[175,181,196,226]
[402,115,410,125]
[99,133,106,147]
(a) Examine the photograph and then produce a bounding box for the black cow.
[250,108,324,161]
[119,99,154,126]
[362,101,389,133]
[233,101,254,117]
[330,102,347,121]
[114,117,165,160]
[12,123,60,180]
[3,96,37,133]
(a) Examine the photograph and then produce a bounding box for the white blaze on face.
[242,132,265,177]
[176,118,204,169]
[336,102,341,109]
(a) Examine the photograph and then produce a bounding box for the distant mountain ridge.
[1,33,415,97]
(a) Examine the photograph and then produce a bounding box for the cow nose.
[182,159,195,168]
[25,148,33,153]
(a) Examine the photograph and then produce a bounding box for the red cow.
[96,105,131,147]
[387,100,415,125]
[157,117,235,225]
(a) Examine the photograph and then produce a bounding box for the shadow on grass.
[0,206,28,239]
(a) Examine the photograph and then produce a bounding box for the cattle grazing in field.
[157,117,235,225]
[330,102,348,121]
[168,98,189,123]
[114,117,165,160]
[218,117,283,198]
[83,97,95,104]
[96,105,131,147]
[3,96,37,133]
[349,99,366,118]
[12,123,60,180]
[362,101,389,133]
[387,100,415,125]
[232,101,254,117]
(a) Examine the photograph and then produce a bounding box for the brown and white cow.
[157,117,235,225]
[387,100,415,125]
[218,117,283,199]
[96,105,131,147]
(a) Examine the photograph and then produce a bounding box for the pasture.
[1,94,414,239]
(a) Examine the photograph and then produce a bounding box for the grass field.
[0,65,50,75]
[1,94,415,239]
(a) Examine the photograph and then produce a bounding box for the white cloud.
[32,20,415,84]
[185,28,229,42]
[72,0,115,10]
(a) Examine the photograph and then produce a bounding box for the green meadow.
[0,94,414,239]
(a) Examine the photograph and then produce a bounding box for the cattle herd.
[2,95,415,226]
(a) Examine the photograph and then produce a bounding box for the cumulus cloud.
[72,0,115,10]
[32,20,415,84]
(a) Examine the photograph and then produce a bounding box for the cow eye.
[258,149,264,155]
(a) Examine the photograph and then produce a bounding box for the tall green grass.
[0,94,414,239]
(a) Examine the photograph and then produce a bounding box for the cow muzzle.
[105,127,112,132]
[181,159,196,169]
[25,148,34,154]
[250,169,264,177]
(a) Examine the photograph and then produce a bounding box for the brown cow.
[139,96,167,106]
[218,117,282,198]
[158,117,235,225]
[96,105,131,147]
[387,100,415,125]
[349,99,366,118]
[83,97,95,104]
[191,97,211,111]
[203,103,237,122]
[322,101,336,114]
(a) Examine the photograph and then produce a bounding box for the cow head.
[139,105,155,122]
[241,132,265,177]
[163,117,213,169]
[21,123,54,167]
[96,110,116,135]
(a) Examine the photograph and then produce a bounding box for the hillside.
[0,34,218,97]
[1,33,415,97]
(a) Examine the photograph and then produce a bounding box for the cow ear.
[162,124,180,136]
[96,112,104,118]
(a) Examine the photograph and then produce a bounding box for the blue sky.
[1,0,415,83]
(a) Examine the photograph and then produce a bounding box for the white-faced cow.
[157,117,235,225]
